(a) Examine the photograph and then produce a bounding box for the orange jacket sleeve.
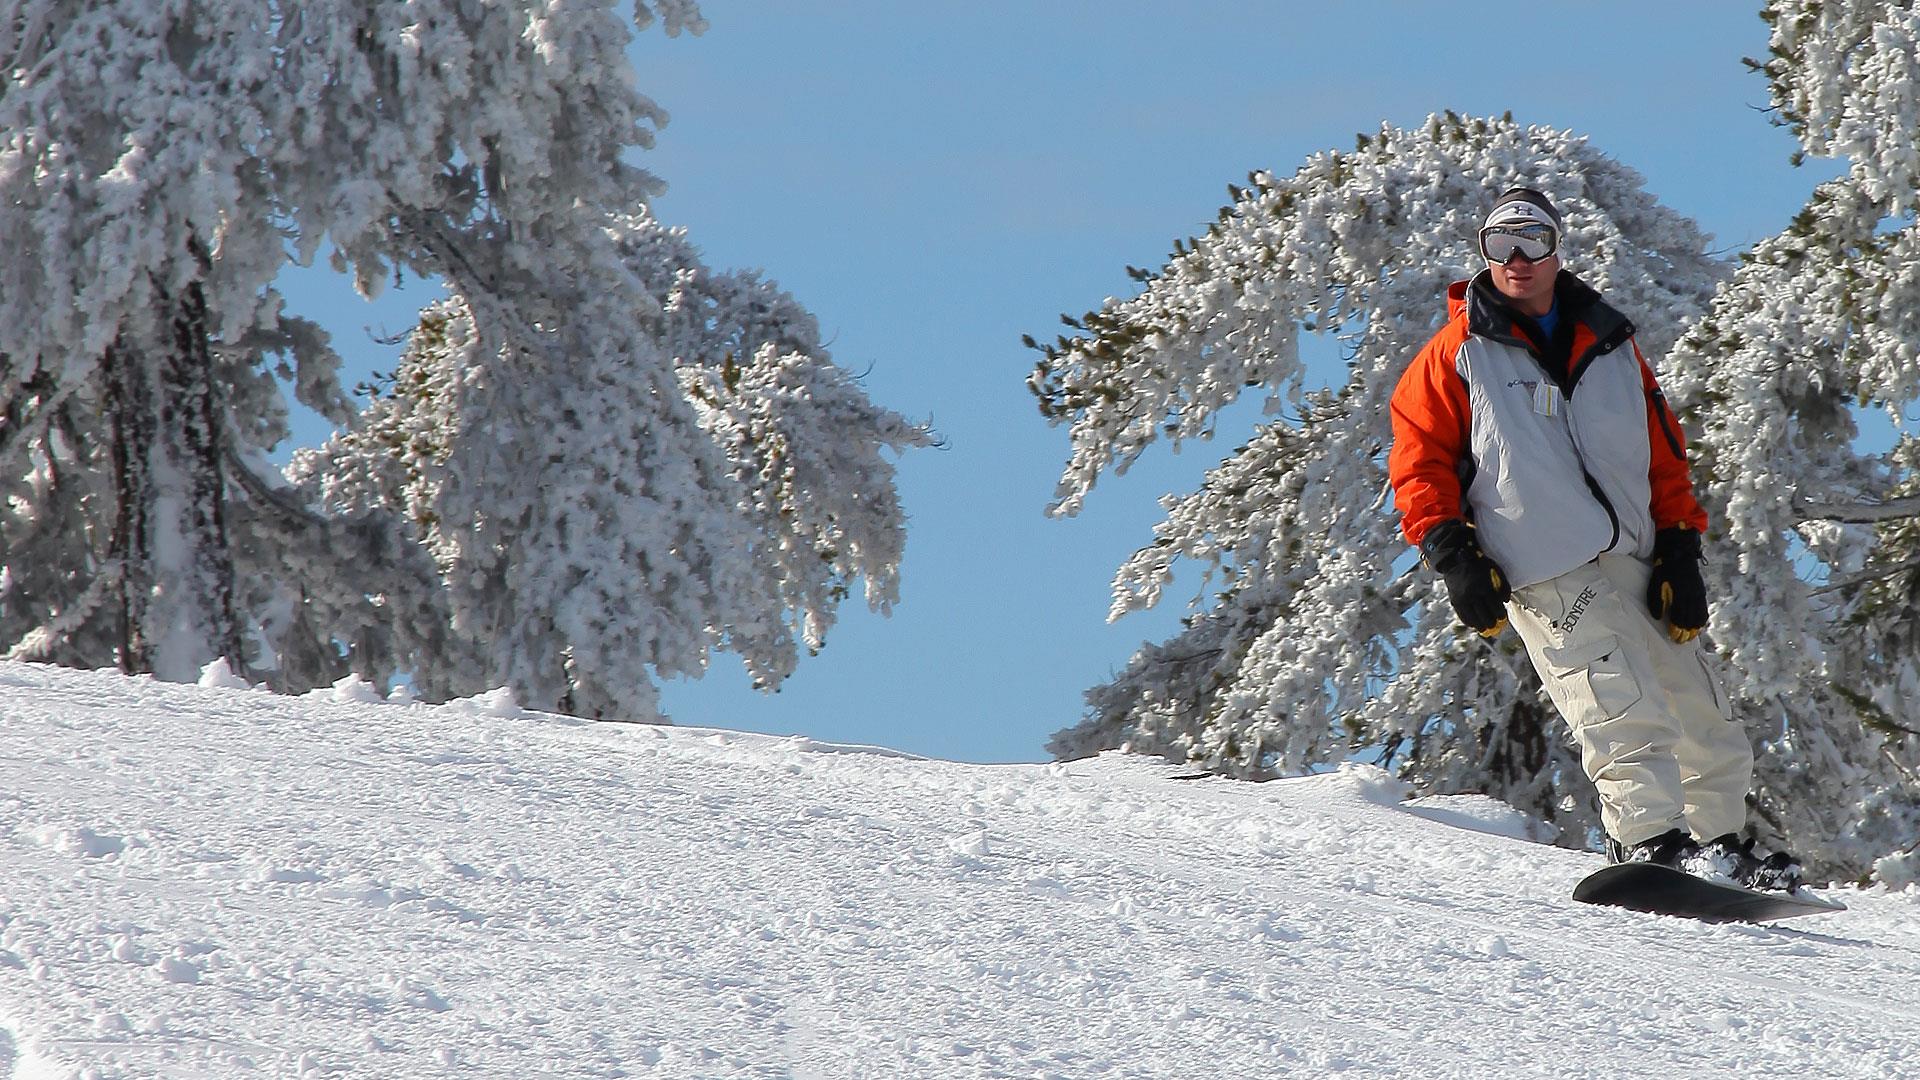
[1389,322,1474,547]
[1637,341,1709,533]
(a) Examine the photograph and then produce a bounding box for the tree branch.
[0,370,77,475]
[1810,554,1920,595]
[1794,495,1920,523]
[4,561,121,661]
[222,445,332,534]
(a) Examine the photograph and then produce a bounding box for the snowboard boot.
[1604,827,1699,869]
[1688,833,1804,892]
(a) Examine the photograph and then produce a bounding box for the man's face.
[1488,251,1558,316]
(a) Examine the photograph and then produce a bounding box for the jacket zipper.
[1649,386,1685,459]
[1477,287,1634,556]
[1561,328,1630,554]
[1564,389,1623,554]
[1581,471,1622,553]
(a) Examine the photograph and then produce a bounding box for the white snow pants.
[1506,554,1752,847]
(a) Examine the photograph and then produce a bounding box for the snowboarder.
[1387,187,1801,892]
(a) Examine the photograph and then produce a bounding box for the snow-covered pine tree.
[0,389,117,669]
[300,208,929,719]
[1030,114,1726,849]
[0,1,711,685]
[1653,0,1920,882]
[0,2,283,678]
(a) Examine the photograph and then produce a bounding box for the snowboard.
[1572,862,1847,923]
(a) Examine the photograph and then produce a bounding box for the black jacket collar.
[1467,269,1630,344]
[1466,269,1635,391]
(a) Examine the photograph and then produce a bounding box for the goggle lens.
[1479,224,1558,265]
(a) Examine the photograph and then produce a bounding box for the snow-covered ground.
[0,662,1914,1078]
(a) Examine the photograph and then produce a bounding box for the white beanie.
[1484,187,1563,232]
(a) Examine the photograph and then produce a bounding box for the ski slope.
[0,661,1913,1078]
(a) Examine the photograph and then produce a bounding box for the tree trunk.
[1486,683,1566,833]
[104,279,241,680]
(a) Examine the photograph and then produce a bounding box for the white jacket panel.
[1454,333,1654,590]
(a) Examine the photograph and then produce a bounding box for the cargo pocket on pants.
[1542,635,1642,721]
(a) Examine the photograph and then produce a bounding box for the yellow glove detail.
[1478,568,1509,638]
[1658,582,1701,643]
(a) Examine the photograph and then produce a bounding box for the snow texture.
[0,661,1912,1078]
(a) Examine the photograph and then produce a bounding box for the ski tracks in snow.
[986,763,1914,1077]
[0,662,1915,1077]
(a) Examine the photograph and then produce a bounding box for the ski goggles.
[1478,222,1559,265]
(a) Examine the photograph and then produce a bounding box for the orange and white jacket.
[1388,270,1708,591]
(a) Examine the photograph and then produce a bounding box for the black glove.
[1647,526,1708,643]
[1421,519,1512,638]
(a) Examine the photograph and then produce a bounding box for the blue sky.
[278,2,1841,763]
